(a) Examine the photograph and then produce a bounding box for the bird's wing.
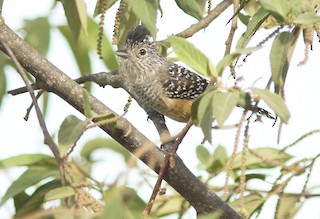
[162,64,208,100]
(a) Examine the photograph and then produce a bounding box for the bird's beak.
[115,49,129,59]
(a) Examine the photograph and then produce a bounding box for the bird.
[115,25,275,124]
[115,25,208,123]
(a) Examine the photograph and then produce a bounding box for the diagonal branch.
[0,20,241,218]
[176,0,233,38]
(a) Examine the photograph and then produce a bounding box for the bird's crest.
[126,25,153,46]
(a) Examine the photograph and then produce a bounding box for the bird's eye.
[139,48,147,56]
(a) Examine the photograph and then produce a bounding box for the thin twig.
[238,119,249,218]
[176,0,233,38]
[143,120,193,215]
[7,71,119,96]
[282,129,320,152]
[0,37,67,187]
[224,0,239,56]
[223,110,246,196]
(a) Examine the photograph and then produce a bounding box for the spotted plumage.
[163,64,208,99]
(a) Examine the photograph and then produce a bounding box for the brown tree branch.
[176,0,233,38]
[0,20,241,218]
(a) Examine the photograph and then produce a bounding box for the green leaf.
[169,36,217,78]
[294,12,320,24]
[81,138,131,162]
[238,13,251,25]
[259,0,291,21]
[192,90,215,142]
[15,180,61,217]
[229,193,265,217]
[13,192,30,214]
[126,0,157,37]
[0,154,55,168]
[276,194,299,219]
[100,186,145,219]
[0,166,59,207]
[58,115,87,156]
[212,91,239,127]
[45,186,75,201]
[232,147,292,170]
[175,0,206,20]
[252,88,290,123]
[270,28,300,93]
[23,17,50,55]
[93,0,117,17]
[206,145,228,175]
[234,173,267,183]
[153,195,189,217]
[62,0,88,41]
[196,145,211,167]
[236,8,270,50]
[216,47,260,76]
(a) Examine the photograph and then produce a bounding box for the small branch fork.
[144,120,193,215]
[0,36,67,188]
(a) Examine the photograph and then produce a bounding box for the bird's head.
[115,25,163,77]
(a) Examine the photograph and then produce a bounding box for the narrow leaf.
[0,166,59,207]
[175,0,206,20]
[232,147,292,170]
[62,0,88,41]
[252,88,290,123]
[229,193,265,217]
[82,90,91,117]
[15,180,61,217]
[236,8,270,50]
[212,91,239,127]
[94,0,117,17]
[169,35,217,78]
[270,29,300,93]
[206,145,228,175]
[192,91,215,142]
[45,186,75,201]
[276,194,299,218]
[58,115,87,156]
[294,12,320,24]
[0,154,54,168]
[126,0,157,37]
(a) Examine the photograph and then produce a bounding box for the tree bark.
[0,19,241,218]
